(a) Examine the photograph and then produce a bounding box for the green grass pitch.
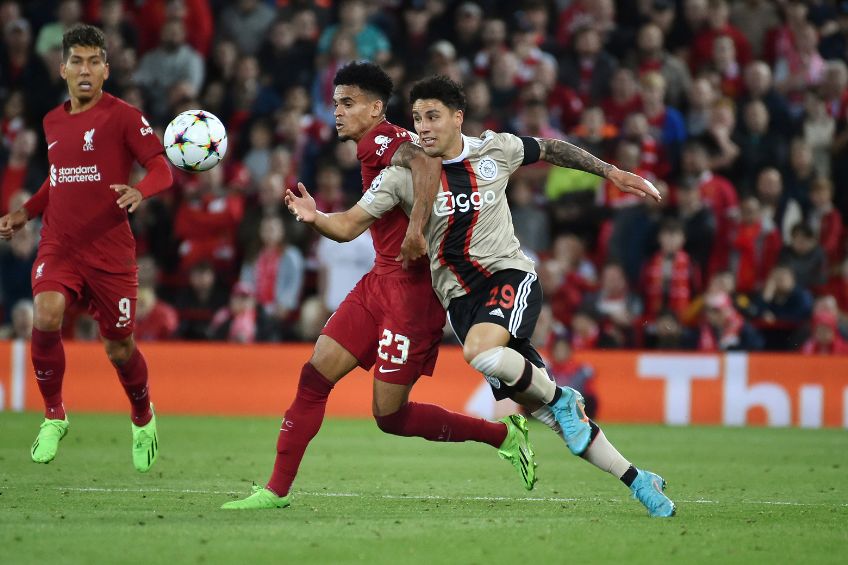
[1,412,846,564]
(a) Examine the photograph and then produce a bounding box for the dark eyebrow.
[334,96,355,104]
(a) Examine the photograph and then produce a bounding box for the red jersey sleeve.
[121,103,164,166]
[355,121,413,171]
[23,178,50,218]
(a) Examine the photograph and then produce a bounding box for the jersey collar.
[442,134,470,164]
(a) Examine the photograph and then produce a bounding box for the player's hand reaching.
[397,229,427,269]
[0,209,28,240]
[607,167,663,203]
[285,182,318,224]
[112,184,144,213]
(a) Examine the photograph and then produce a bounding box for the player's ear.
[103,62,110,80]
[372,98,384,118]
[59,62,67,80]
[454,109,464,128]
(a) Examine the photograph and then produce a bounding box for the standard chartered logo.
[55,164,101,184]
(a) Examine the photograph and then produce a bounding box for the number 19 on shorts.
[378,329,409,364]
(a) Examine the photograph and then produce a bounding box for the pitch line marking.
[19,486,848,508]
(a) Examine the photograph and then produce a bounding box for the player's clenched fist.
[284,182,318,224]
[0,209,28,240]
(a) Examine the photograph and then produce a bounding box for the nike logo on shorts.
[378,366,401,374]
[48,141,58,150]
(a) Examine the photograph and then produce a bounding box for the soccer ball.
[164,110,228,172]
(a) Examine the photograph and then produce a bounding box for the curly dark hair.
[408,75,466,112]
[333,61,393,106]
[62,24,107,61]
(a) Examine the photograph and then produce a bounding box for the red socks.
[375,402,508,448]
[31,328,66,420]
[114,348,152,426]
[266,363,335,497]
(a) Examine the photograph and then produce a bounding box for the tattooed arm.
[536,138,662,202]
[391,140,442,266]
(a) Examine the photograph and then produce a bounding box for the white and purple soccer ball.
[164,109,227,172]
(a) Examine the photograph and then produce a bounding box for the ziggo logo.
[433,190,497,216]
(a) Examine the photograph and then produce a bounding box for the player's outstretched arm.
[536,138,662,202]
[391,141,441,266]
[285,182,375,243]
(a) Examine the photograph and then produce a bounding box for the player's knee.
[468,346,505,374]
[33,308,63,331]
[374,405,409,436]
[463,341,491,364]
[105,339,134,365]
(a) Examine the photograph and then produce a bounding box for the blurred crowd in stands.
[2,0,848,359]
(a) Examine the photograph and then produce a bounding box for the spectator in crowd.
[774,22,826,114]
[729,196,782,294]
[756,167,803,243]
[0,128,42,215]
[779,222,828,291]
[732,99,785,193]
[756,263,814,326]
[738,60,793,136]
[0,298,33,340]
[570,308,619,351]
[134,286,179,342]
[208,282,259,343]
[581,262,642,343]
[640,71,687,161]
[303,225,375,340]
[675,179,717,277]
[690,0,752,74]
[807,177,844,272]
[628,22,691,109]
[558,25,617,105]
[239,215,304,341]
[35,0,81,57]
[685,77,718,138]
[802,309,848,354]
[133,18,204,121]
[784,138,816,212]
[218,0,275,57]
[641,218,700,321]
[0,219,36,324]
[447,1,483,65]
[175,261,229,340]
[645,309,697,350]
[729,0,780,59]
[317,0,389,65]
[173,164,244,278]
[601,68,642,127]
[509,174,550,255]
[710,34,745,99]
[698,291,763,351]
[802,92,836,177]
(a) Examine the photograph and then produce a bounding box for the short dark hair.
[62,24,107,61]
[409,75,467,112]
[333,61,393,106]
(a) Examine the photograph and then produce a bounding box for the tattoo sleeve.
[391,141,440,234]
[537,138,613,178]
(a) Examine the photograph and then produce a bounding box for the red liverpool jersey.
[40,93,164,273]
[355,119,428,275]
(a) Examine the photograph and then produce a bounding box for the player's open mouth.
[421,137,436,147]
[79,81,92,91]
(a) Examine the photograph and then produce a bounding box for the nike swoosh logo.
[378,366,401,373]
[48,141,58,150]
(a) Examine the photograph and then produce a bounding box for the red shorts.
[322,269,446,385]
[31,248,138,341]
